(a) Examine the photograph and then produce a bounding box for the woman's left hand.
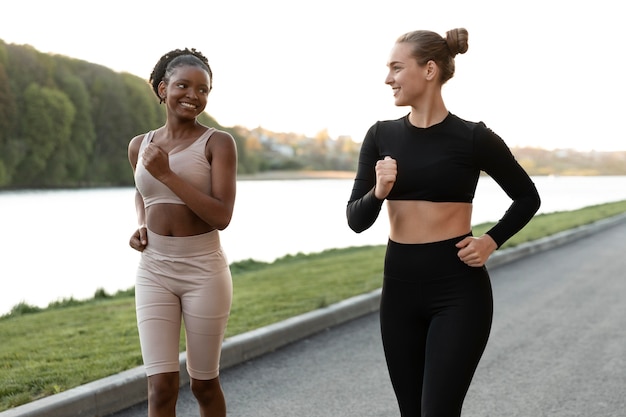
[129,226,148,252]
[455,234,498,267]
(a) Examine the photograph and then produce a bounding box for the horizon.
[3,0,625,152]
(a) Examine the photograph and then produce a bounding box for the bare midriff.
[387,200,473,244]
[146,204,215,237]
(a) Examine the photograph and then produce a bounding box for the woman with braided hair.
[128,48,237,416]
[347,28,540,416]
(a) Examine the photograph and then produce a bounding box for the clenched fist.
[142,144,171,182]
[375,156,397,199]
[129,226,148,252]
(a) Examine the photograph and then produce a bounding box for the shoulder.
[128,131,150,163]
[205,128,237,163]
[457,118,513,162]
[129,132,147,149]
[209,128,235,142]
[207,129,236,150]
[378,115,407,130]
[445,113,482,134]
[365,115,407,139]
[447,113,503,144]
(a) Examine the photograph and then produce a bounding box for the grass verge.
[1,200,625,410]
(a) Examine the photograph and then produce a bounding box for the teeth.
[180,102,196,108]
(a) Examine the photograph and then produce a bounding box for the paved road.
[109,219,626,417]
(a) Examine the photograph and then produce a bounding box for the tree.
[54,72,97,183]
[82,65,134,184]
[13,83,76,186]
[121,73,164,136]
[0,48,17,185]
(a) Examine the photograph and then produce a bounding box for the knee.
[148,373,179,407]
[190,376,223,404]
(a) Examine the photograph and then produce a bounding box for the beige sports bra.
[134,128,215,208]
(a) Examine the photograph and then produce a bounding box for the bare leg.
[190,376,226,417]
[147,372,179,417]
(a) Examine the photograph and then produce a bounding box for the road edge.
[3,212,625,417]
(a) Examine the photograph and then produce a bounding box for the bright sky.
[3,0,625,151]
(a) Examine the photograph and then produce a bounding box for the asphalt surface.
[3,214,625,417]
[112,215,626,417]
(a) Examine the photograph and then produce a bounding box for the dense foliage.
[1,40,623,189]
[0,41,249,188]
[0,41,364,189]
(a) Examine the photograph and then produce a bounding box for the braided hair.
[149,48,213,103]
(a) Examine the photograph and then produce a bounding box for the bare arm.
[144,130,238,230]
[128,135,148,251]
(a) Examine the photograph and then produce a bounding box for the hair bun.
[445,28,469,56]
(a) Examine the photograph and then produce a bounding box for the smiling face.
[158,65,211,119]
[385,42,433,108]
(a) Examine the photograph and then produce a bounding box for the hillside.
[1,40,624,190]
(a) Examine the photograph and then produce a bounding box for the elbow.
[346,200,376,233]
[214,216,232,231]
[531,190,541,214]
[348,220,366,234]
[210,209,233,231]
[517,188,541,216]
[346,212,369,234]
[346,206,361,233]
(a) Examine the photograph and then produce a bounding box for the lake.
[1,175,625,315]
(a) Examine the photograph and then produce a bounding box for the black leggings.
[380,234,493,417]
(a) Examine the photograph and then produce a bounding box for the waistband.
[388,232,472,249]
[146,229,221,257]
[384,232,476,280]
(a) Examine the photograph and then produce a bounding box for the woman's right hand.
[129,226,148,252]
[374,156,397,199]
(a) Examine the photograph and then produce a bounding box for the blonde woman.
[347,29,540,416]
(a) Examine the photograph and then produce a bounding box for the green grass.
[1,199,625,411]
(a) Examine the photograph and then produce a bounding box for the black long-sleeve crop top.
[346,113,541,248]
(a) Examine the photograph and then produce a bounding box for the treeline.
[512,147,626,176]
[0,41,624,190]
[0,41,362,189]
[231,128,626,177]
[0,41,241,188]
[231,126,360,173]
[0,41,152,187]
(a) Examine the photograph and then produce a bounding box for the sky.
[2,0,625,151]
